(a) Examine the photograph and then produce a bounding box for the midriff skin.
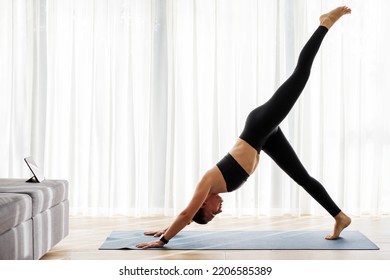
[229,138,259,175]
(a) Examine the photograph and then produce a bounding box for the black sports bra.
[216,153,249,192]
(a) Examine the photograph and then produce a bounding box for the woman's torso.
[229,138,259,175]
[209,138,259,194]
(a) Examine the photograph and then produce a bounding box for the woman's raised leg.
[247,7,351,133]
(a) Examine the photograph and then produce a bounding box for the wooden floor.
[41,215,390,260]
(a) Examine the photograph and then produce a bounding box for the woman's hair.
[192,208,208,224]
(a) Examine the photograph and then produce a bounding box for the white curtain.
[1,0,389,217]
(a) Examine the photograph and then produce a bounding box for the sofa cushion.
[0,193,32,236]
[0,179,68,216]
[0,219,33,260]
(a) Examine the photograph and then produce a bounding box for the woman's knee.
[294,171,313,186]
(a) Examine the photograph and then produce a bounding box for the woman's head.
[192,194,223,224]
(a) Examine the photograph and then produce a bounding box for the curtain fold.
[1,0,389,217]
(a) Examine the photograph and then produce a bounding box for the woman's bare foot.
[325,211,352,240]
[320,6,352,29]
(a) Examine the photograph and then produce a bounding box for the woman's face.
[201,194,223,223]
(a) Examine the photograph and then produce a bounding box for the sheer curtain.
[1,0,389,217]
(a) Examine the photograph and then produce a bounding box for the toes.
[325,235,333,240]
[325,234,340,240]
[343,6,352,14]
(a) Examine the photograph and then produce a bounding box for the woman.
[136,6,352,249]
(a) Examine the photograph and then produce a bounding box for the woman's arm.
[136,175,212,249]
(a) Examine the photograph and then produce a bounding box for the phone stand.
[26,176,39,183]
[24,156,45,183]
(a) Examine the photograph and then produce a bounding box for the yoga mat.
[99,230,379,250]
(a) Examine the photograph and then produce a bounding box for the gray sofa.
[0,179,69,260]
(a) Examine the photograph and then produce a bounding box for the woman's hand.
[144,228,168,237]
[137,228,168,249]
[136,240,165,249]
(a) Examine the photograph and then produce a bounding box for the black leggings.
[240,26,341,217]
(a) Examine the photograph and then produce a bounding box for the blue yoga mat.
[99,230,379,250]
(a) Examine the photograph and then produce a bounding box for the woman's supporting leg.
[263,128,341,216]
[262,127,351,239]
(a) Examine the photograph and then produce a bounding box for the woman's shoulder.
[203,166,227,193]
